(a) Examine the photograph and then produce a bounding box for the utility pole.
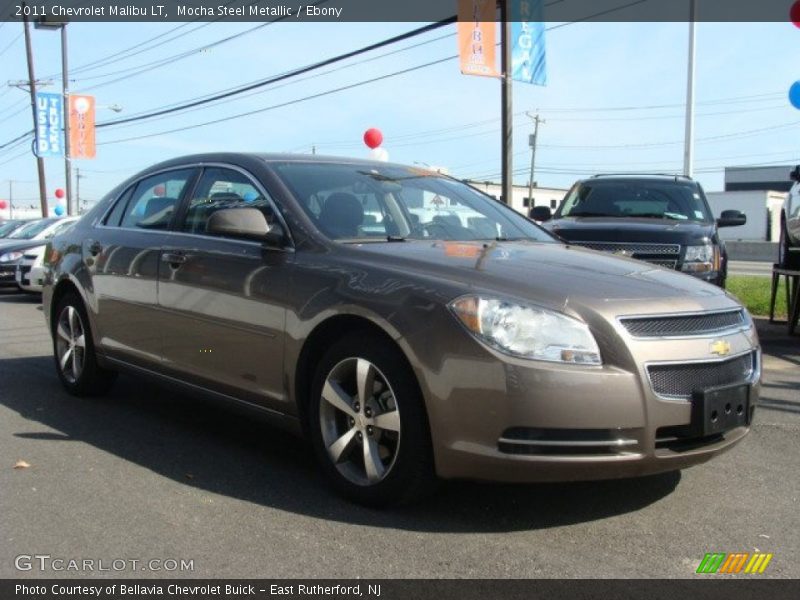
[76,167,83,212]
[22,5,49,217]
[526,112,544,205]
[683,0,697,177]
[500,1,513,205]
[61,24,73,215]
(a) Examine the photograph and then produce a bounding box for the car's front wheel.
[308,333,436,506]
[53,292,117,396]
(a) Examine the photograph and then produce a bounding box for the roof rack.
[590,173,694,181]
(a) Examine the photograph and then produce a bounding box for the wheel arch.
[293,314,426,436]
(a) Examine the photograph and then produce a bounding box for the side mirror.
[717,209,747,228]
[530,206,552,222]
[207,208,280,242]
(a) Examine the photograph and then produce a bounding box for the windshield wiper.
[386,235,407,242]
[633,213,688,220]
[568,212,616,218]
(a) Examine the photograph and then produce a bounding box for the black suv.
[533,175,746,288]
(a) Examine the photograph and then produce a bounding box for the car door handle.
[88,241,103,256]
[162,252,187,268]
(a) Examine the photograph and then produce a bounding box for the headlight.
[449,296,602,365]
[682,244,718,273]
[0,251,23,263]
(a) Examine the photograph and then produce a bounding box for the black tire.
[779,217,800,269]
[52,292,117,396]
[308,332,437,506]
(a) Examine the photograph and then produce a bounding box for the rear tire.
[308,332,437,506]
[53,292,117,396]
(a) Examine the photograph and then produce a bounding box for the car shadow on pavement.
[0,289,41,304]
[0,355,680,533]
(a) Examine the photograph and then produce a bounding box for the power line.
[94,19,455,130]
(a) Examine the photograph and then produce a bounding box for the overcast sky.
[0,19,798,208]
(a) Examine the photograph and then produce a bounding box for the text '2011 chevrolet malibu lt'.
[41,153,760,506]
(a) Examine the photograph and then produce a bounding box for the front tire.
[308,332,436,506]
[53,292,117,396]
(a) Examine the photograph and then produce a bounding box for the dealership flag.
[457,0,498,77]
[510,0,547,86]
[34,92,64,158]
[68,94,96,159]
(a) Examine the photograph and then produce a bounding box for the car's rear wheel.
[53,292,116,396]
[308,333,436,506]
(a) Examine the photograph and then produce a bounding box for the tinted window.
[181,167,277,237]
[119,169,194,231]
[103,187,134,227]
[273,163,556,243]
[557,180,713,222]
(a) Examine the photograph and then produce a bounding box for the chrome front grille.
[621,309,746,338]
[647,352,756,399]
[571,241,681,269]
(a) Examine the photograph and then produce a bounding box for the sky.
[0,17,799,212]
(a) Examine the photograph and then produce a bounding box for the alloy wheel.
[55,305,86,384]
[319,357,401,486]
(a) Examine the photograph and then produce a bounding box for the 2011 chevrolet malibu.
[42,153,761,506]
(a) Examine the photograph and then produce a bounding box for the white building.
[465,180,568,216]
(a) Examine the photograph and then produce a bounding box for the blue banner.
[34,92,64,158]
[510,0,547,86]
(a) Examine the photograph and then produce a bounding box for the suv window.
[181,167,277,237]
[103,187,134,227]
[558,179,713,222]
[118,169,194,230]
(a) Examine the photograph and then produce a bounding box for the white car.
[16,244,47,292]
[12,217,79,293]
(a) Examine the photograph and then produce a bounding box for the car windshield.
[8,219,55,240]
[272,162,556,243]
[557,180,714,222]
[0,221,24,237]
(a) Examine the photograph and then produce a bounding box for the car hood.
[543,217,715,245]
[0,239,45,254]
[349,240,732,318]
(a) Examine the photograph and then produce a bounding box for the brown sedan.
[41,154,761,506]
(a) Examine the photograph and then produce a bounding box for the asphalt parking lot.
[0,288,798,579]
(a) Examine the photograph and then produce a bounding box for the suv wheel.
[53,293,117,396]
[308,333,436,506]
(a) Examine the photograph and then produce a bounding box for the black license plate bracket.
[691,384,750,437]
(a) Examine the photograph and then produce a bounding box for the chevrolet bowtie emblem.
[710,340,731,357]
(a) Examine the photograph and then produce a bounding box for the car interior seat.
[318,192,364,238]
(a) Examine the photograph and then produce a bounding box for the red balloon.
[792,0,800,27]
[153,184,166,197]
[0,200,7,209]
[55,188,65,199]
[363,128,383,149]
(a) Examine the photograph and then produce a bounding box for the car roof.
[135,152,422,175]
[580,174,699,185]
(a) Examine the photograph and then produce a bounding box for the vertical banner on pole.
[68,94,96,159]
[510,0,547,86]
[34,92,64,158]
[457,0,498,77]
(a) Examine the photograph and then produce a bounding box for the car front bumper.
[406,304,760,483]
[0,263,20,287]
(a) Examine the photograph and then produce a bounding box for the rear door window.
[119,169,195,231]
